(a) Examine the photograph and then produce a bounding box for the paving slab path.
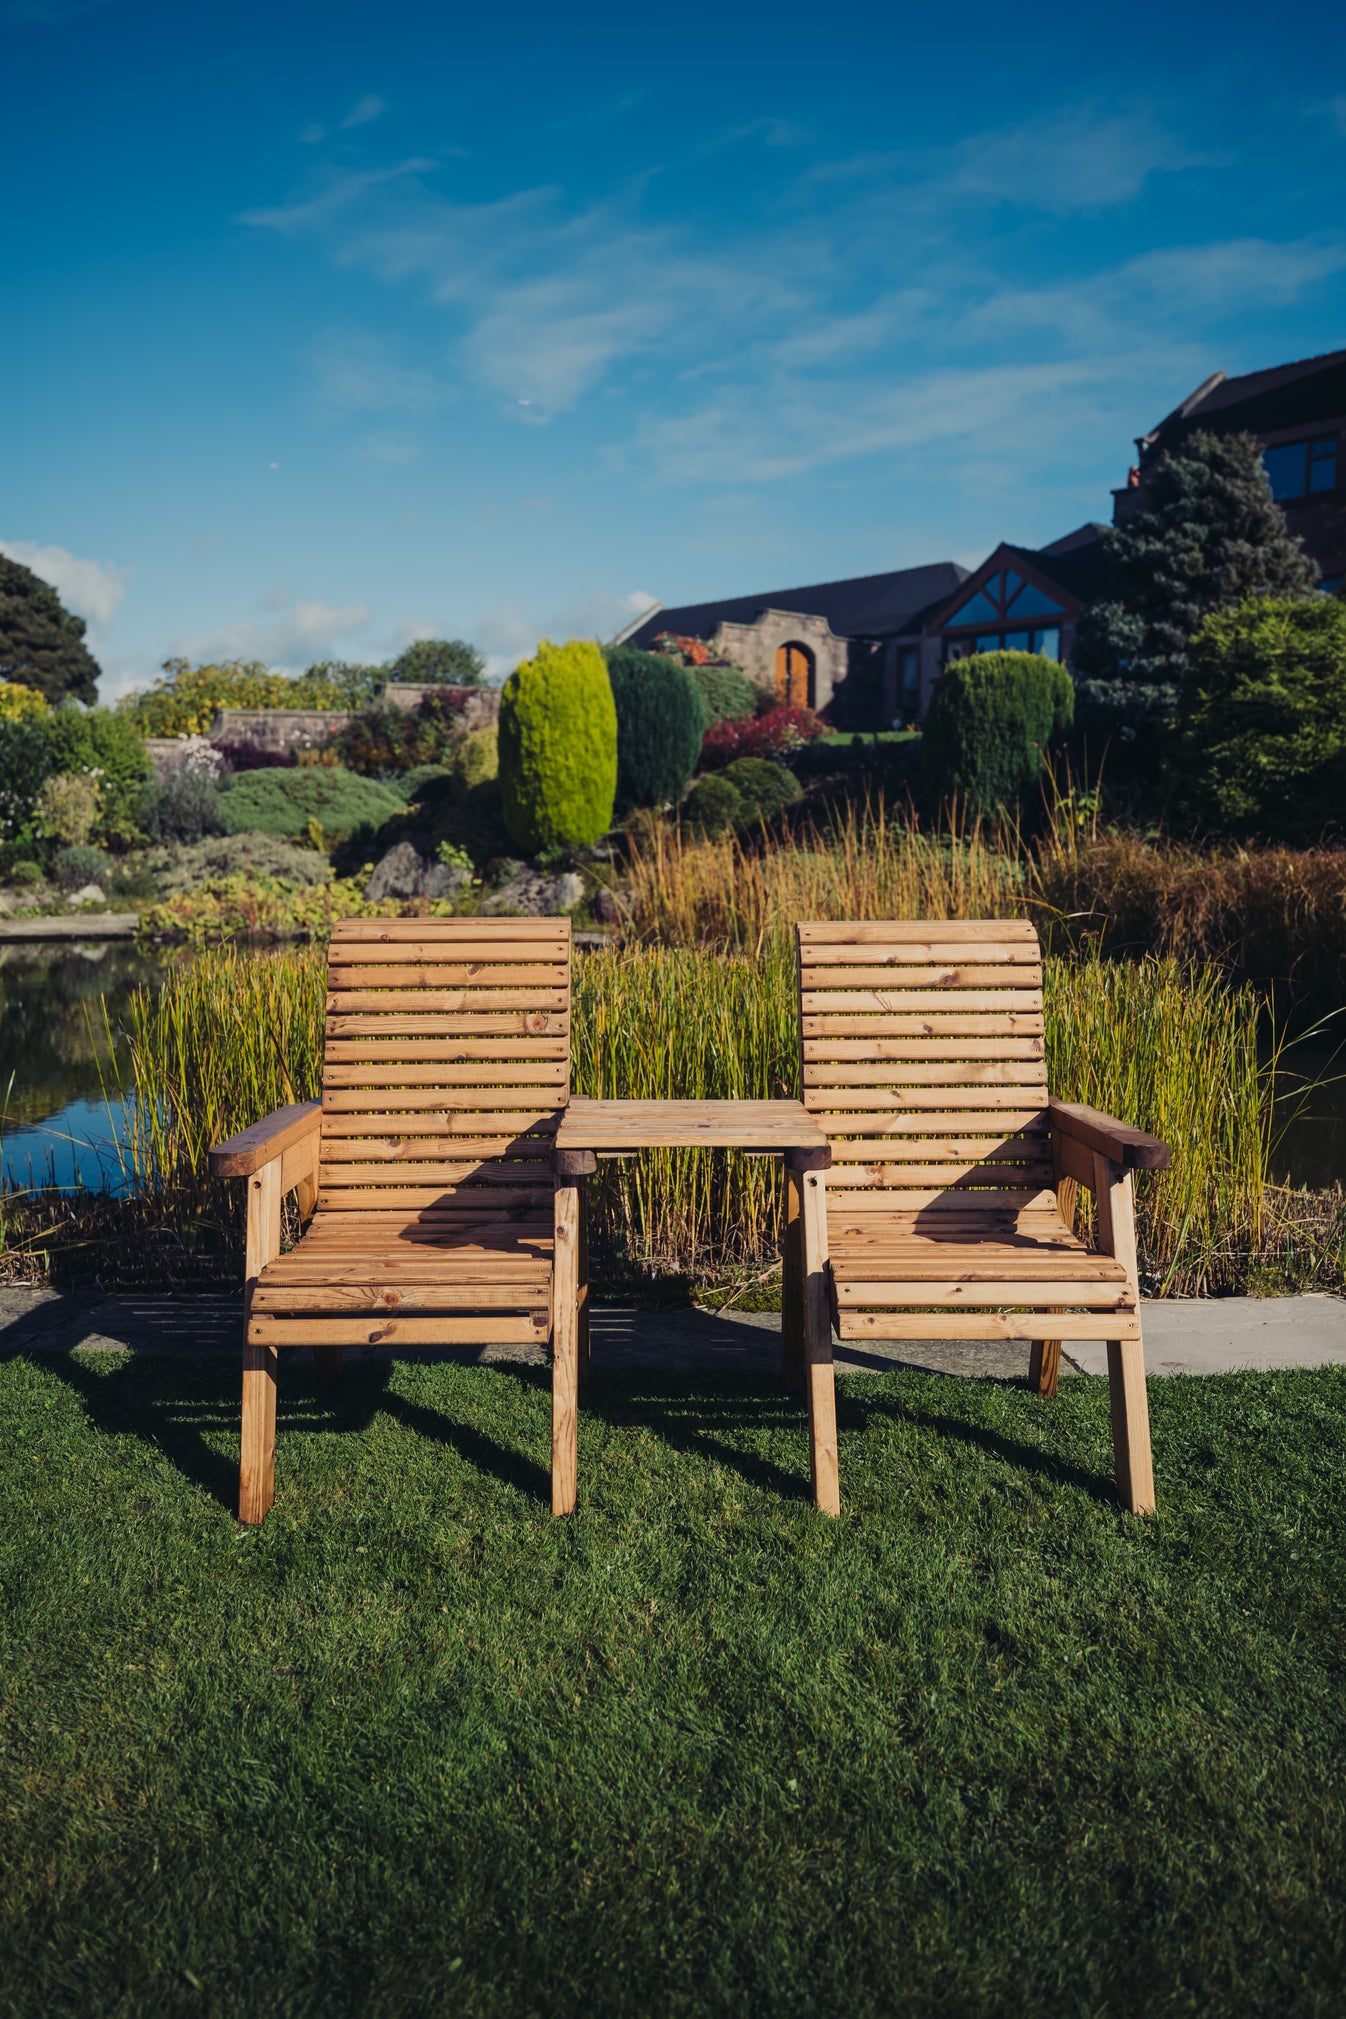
[2,1288,1344,1378]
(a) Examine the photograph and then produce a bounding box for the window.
[949,585,1000,625]
[1319,576,1343,597]
[1263,437,1339,501]
[946,567,1065,634]
[1310,437,1338,493]
[897,646,921,718]
[952,625,1062,662]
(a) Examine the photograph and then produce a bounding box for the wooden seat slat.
[799,943,1041,967]
[325,989,569,1015]
[248,1314,549,1347]
[802,968,1043,997]
[321,1110,561,1135]
[808,1020,1045,1048]
[836,1312,1142,1341]
[798,920,1038,944]
[327,963,567,989]
[325,1013,567,1038]
[330,917,568,942]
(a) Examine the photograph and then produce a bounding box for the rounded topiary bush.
[605,648,706,815]
[219,767,405,843]
[498,639,617,853]
[922,650,1072,816]
[720,755,801,824]
[682,772,744,836]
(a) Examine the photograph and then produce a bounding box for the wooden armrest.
[1049,1098,1170,1172]
[208,1101,321,1178]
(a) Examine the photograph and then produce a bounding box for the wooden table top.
[555,1097,829,1154]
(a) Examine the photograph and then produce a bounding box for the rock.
[67,883,105,907]
[422,861,471,901]
[364,842,427,902]
[483,867,584,917]
[593,886,629,925]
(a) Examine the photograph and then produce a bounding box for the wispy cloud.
[309,329,452,414]
[171,596,373,669]
[469,587,656,681]
[342,94,386,129]
[947,106,1207,213]
[238,158,437,237]
[0,538,130,643]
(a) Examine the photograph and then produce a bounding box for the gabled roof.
[622,559,970,649]
[1140,346,1346,459]
[924,534,1108,631]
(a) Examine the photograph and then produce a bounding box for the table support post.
[780,1166,805,1393]
[801,1169,839,1517]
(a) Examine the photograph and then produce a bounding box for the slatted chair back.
[320,917,571,1222]
[796,919,1051,1212]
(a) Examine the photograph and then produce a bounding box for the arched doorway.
[774,641,814,709]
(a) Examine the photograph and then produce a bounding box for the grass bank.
[3,941,1339,1298]
[2,1348,1344,2017]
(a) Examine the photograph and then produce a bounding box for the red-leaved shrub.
[699,705,826,769]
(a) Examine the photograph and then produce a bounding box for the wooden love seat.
[796,919,1170,1512]
[209,917,573,1523]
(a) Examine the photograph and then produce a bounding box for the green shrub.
[141,833,335,894]
[138,766,227,845]
[455,726,498,787]
[498,639,617,853]
[720,756,801,824]
[605,648,706,815]
[7,858,42,885]
[1173,595,1346,839]
[682,773,744,836]
[332,773,511,879]
[923,650,1073,815]
[688,661,759,725]
[0,704,149,846]
[51,844,111,890]
[219,767,404,844]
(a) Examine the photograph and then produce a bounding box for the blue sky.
[3,0,1345,697]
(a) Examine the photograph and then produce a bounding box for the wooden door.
[775,643,813,709]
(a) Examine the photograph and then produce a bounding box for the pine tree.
[1074,430,1318,691]
[0,555,101,704]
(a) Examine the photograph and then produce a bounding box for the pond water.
[2,945,1345,1194]
[0,942,186,1193]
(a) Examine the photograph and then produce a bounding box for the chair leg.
[800,1169,839,1517]
[314,1347,344,1387]
[1107,1338,1156,1514]
[551,1177,580,1516]
[1093,1152,1156,1514]
[239,1342,278,1523]
[1029,1337,1062,1398]
[780,1166,805,1393]
[239,1158,282,1524]
[577,1176,591,1389]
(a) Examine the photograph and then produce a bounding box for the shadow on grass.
[6,1342,1120,1515]
[845,1384,1120,1507]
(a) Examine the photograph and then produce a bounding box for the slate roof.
[1141,347,1346,459]
[622,559,970,649]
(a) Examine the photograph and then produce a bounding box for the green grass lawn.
[2,1349,1344,2018]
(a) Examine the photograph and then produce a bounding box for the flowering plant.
[699,705,826,769]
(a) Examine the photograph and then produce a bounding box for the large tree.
[390,637,485,687]
[0,554,101,704]
[1071,431,1318,775]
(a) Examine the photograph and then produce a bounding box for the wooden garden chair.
[208,917,575,1523]
[795,919,1169,1512]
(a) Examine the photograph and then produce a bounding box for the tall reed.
[63,940,1279,1297]
[618,801,1026,951]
